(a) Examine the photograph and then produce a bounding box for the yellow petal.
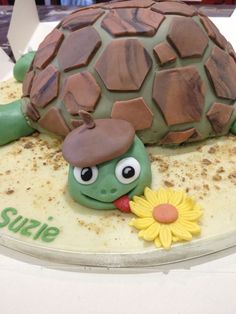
[132,196,152,210]
[154,237,162,248]
[129,217,155,230]
[170,190,184,207]
[170,222,192,241]
[157,187,169,203]
[144,187,160,206]
[193,203,203,211]
[179,210,202,221]
[138,229,145,238]
[165,188,174,200]
[142,222,160,241]
[130,201,152,218]
[159,225,172,249]
[172,236,179,243]
[179,219,201,234]
[177,198,195,212]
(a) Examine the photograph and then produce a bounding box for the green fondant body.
[0,99,35,145]
[13,51,35,82]
[68,136,151,210]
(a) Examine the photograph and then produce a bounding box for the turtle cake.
[0,0,236,214]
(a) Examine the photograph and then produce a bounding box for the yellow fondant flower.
[129,187,203,250]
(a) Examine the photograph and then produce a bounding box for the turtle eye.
[115,157,141,184]
[73,166,98,185]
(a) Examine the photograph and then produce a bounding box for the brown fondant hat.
[62,112,135,167]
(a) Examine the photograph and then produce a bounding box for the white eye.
[73,166,98,185]
[115,157,141,184]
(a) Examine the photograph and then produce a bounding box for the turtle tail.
[0,99,35,146]
[13,51,35,82]
[231,118,236,135]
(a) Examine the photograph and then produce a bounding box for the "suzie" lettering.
[0,207,60,243]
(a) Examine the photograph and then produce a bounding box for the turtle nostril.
[111,188,117,194]
[101,189,107,195]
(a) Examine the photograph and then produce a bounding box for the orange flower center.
[153,204,178,224]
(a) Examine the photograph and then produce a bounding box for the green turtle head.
[62,112,151,211]
[67,136,151,210]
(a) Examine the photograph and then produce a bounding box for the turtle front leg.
[0,99,35,146]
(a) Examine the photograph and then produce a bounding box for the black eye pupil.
[81,167,93,181]
[122,166,135,179]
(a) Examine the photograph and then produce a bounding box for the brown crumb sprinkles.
[149,136,236,200]
[6,189,15,195]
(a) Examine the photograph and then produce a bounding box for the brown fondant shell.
[22,0,236,147]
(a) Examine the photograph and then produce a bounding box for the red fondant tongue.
[113,195,131,213]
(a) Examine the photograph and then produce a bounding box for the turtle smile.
[80,185,137,205]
